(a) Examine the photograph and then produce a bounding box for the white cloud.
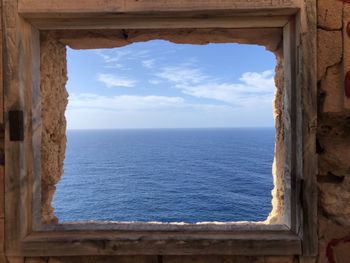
[95,49,151,71]
[68,93,235,112]
[98,73,137,88]
[149,79,161,85]
[142,59,155,69]
[66,93,250,129]
[156,66,275,108]
[96,50,131,63]
[182,84,273,108]
[68,93,187,111]
[97,49,150,64]
[104,63,125,70]
[239,70,275,91]
[157,66,208,85]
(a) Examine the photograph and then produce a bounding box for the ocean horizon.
[66,127,275,131]
[53,127,275,223]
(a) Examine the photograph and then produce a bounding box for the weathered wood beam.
[17,1,299,31]
[298,0,318,257]
[18,0,300,16]
[26,16,290,30]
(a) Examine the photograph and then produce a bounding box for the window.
[51,42,277,224]
[4,0,317,257]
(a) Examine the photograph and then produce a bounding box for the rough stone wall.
[2,1,350,263]
[0,0,5,261]
[40,34,68,224]
[316,1,350,263]
[268,47,285,225]
[22,256,300,263]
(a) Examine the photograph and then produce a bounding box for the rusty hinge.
[9,110,24,141]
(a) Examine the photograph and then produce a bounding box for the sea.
[52,128,275,223]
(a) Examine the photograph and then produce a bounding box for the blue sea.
[52,128,275,223]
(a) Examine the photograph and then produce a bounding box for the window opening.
[50,40,277,223]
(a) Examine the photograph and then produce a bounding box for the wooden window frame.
[4,0,317,257]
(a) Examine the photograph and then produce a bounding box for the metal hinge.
[9,110,24,141]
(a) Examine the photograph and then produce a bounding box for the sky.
[66,40,276,129]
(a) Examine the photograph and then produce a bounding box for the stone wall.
[1,0,350,263]
[0,0,4,261]
[40,34,68,224]
[316,1,350,263]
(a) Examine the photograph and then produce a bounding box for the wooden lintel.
[18,0,300,16]
[25,16,291,31]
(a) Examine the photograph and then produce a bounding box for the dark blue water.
[53,128,275,223]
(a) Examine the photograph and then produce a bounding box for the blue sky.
[66,40,276,129]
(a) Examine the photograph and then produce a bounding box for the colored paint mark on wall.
[342,18,350,99]
[346,22,350,99]
[326,235,350,263]
[345,71,350,98]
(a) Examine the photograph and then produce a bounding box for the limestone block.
[318,115,350,139]
[40,36,68,223]
[6,258,24,263]
[319,63,343,112]
[318,217,350,263]
[166,256,270,263]
[0,219,3,254]
[0,255,7,263]
[267,49,285,224]
[163,256,237,263]
[318,139,350,177]
[343,5,350,109]
[233,257,265,263]
[41,185,58,224]
[164,256,272,263]
[25,259,46,263]
[317,29,342,81]
[319,177,350,226]
[48,258,68,263]
[318,116,350,177]
[264,256,296,263]
[49,256,157,263]
[298,257,317,263]
[0,4,3,126]
[317,0,343,30]
[0,167,4,219]
[334,242,350,263]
